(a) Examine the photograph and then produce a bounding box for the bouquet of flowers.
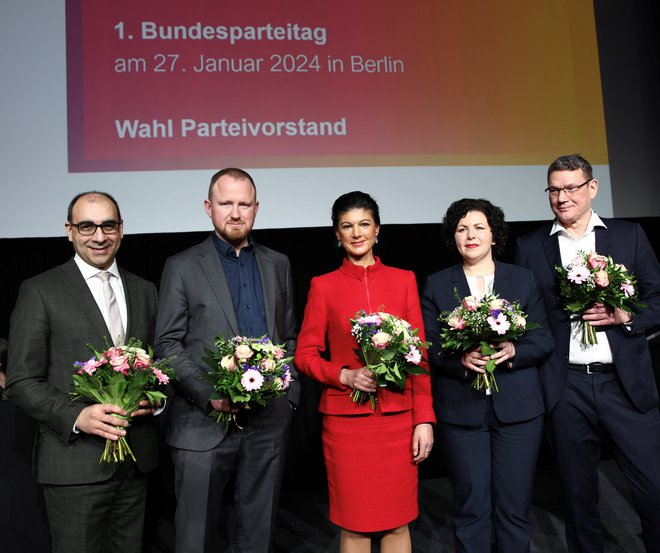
[71,338,174,463]
[202,335,293,428]
[350,310,429,410]
[438,291,536,392]
[555,251,643,346]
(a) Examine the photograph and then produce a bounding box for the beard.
[217,221,249,247]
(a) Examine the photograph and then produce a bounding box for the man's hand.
[130,399,158,418]
[75,404,128,440]
[583,302,632,326]
[211,398,238,413]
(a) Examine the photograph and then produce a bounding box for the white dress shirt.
[550,211,613,364]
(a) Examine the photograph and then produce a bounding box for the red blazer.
[295,257,435,424]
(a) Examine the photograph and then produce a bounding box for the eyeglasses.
[545,179,592,197]
[69,220,122,236]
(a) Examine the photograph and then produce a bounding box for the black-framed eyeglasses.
[545,179,592,197]
[68,220,122,236]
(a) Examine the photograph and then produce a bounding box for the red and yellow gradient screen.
[67,0,607,172]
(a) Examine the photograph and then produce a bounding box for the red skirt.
[322,408,418,532]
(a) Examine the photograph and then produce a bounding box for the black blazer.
[515,218,660,413]
[421,261,554,426]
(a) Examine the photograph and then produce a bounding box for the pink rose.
[371,331,392,349]
[448,316,465,330]
[260,358,276,372]
[462,296,478,311]
[273,347,285,360]
[220,355,236,371]
[593,270,610,288]
[133,351,151,369]
[587,253,608,270]
[109,353,130,374]
[234,344,253,361]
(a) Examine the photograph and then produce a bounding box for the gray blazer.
[154,235,299,451]
[6,258,159,485]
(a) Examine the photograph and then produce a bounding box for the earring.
[337,240,341,248]
[376,237,379,244]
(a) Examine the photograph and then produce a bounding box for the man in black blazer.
[6,192,159,553]
[155,168,299,553]
[515,154,660,553]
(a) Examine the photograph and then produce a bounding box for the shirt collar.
[211,232,255,258]
[549,210,607,237]
[73,254,120,281]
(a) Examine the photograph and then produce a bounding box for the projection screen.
[0,0,611,238]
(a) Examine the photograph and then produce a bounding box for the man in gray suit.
[6,191,159,553]
[155,168,299,553]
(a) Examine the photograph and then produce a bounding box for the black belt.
[568,363,614,375]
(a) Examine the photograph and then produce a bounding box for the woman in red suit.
[295,191,435,553]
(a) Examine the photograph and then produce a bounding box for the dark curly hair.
[331,191,380,229]
[442,198,508,256]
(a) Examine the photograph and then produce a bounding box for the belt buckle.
[586,364,595,374]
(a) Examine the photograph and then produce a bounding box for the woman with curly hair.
[421,198,554,553]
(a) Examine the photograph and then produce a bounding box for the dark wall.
[595,0,660,216]
[2,219,660,340]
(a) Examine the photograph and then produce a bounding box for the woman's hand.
[339,367,377,392]
[412,423,434,464]
[462,342,516,372]
[461,346,487,374]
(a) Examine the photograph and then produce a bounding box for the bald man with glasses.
[6,191,160,553]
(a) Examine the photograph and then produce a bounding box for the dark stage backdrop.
[2,218,660,483]
[2,219,660,553]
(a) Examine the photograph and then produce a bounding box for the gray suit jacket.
[6,258,159,485]
[154,235,299,451]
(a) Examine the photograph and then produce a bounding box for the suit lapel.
[450,264,471,299]
[493,261,512,298]
[594,225,612,255]
[540,227,563,280]
[255,246,277,338]
[198,237,240,335]
[120,269,139,338]
[58,259,109,341]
